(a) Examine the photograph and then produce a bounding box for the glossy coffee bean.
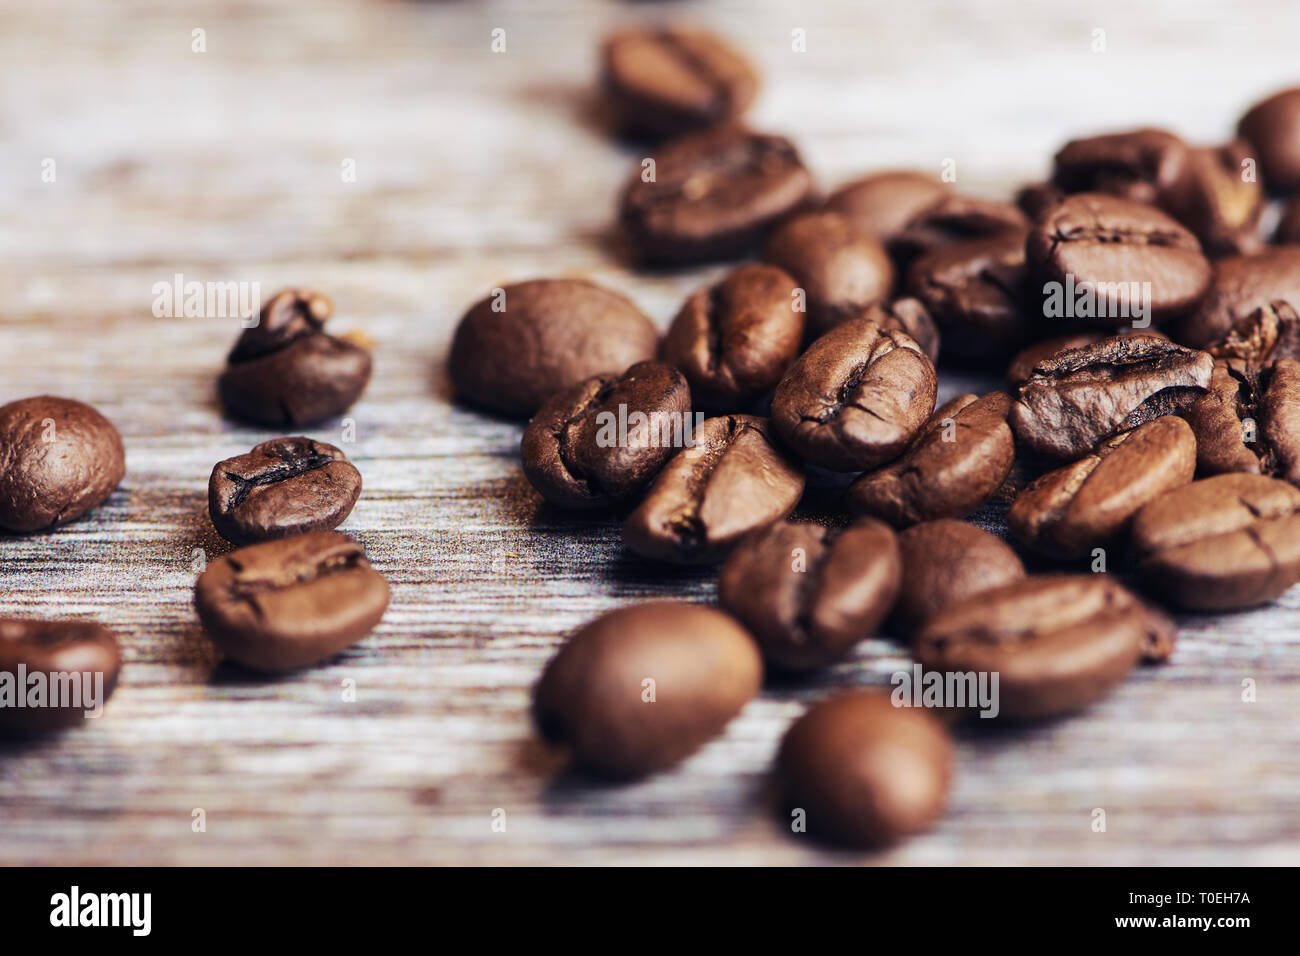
[600,26,757,139]
[771,317,937,471]
[449,279,658,416]
[847,392,1014,527]
[717,518,901,670]
[1183,358,1300,485]
[624,415,803,563]
[619,126,814,263]
[890,193,1027,264]
[533,602,762,778]
[761,211,894,332]
[776,692,952,848]
[1009,332,1212,460]
[208,437,362,545]
[1237,87,1300,194]
[660,264,803,409]
[1008,416,1196,559]
[219,289,372,427]
[1175,249,1300,349]
[1132,473,1300,610]
[823,170,950,246]
[521,361,691,509]
[863,297,941,362]
[0,396,125,533]
[0,619,121,733]
[892,520,1025,636]
[1182,142,1265,258]
[915,575,1175,720]
[1050,128,1196,220]
[194,531,390,672]
[1004,332,1105,387]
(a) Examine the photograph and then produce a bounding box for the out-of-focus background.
[1,0,1298,865]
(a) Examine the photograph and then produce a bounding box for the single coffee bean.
[208,437,362,545]
[1008,416,1196,560]
[660,264,803,409]
[823,170,950,246]
[624,415,804,563]
[1131,473,1300,610]
[914,575,1175,720]
[776,692,952,848]
[1204,300,1300,367]
[1175,248,1300,349]
[521,361,691,509]
[600,26,758,139]
[892,520,1025,636]
[219,289,372,427]
[0,396,125,534]
[771,317,937,471]
[533,602,762,778]
[619,126,814,263]
[890,193,1028,265]
[1050,128,1196,220]
[1009,332,1212,460]
[864,297,941,362]
[717,518,901,670]
[1182,142,1265,258]
[1004,332,1104,387]
[761,210,894,333]
[1276,195,1300,244]
[194,531,390,672]
[1237,87,1300,194]
[449,279,658,416]
[0,619,121,733]
[1182,358,1300,485]
[906,232,1032,360]
[847,392,1014,527]
[1026,193,1211,327]
[1014,181,1066,221]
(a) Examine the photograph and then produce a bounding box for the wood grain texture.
[2,0,1299,865]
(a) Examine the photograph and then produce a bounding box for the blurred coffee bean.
[1238,87,1300,194]
[1182,142,1265,257]
[0,619,121,733]
[892,520,1025,636]
[1174,248,1300,348]
[891,193,1028,265]
[823,170,950,246]
[1050,128,1196,220]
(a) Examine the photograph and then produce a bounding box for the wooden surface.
[2,0,1299,865]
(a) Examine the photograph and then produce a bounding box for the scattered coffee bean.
[1237,87,1300,194]
[847,392,1014,527]
[864,297,941,363]
[1182,142,1265,257]
[521,361,691,509]
[717,518,900,670]
[776,692,952,848]
[823,170,950,247]
[533,602,762,778]
[1050,128,1196,220]
[619,126,814,263]
[449,279,658,416]
[1175,248,1300,349]
[771,317,937,471]
[624,414,804,563]
[660,264,803,409]
[892,520,1025,636]
[1132,473,1300,610]
[1183,358,1300,484]
[1014,181,1066,220]
[890,193,1028,265]
[208,437,362,545]
[0,619,121,733]
[0,396,125,534]
[194,531,390,672]
[1008,416,1196,559]
[1009,332,1212,460]
[915,575,1175,720]
[600,26,757,139]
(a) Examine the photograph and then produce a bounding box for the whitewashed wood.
[1,0,1299,865]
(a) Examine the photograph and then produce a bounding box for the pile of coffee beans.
[448,23,1300,848]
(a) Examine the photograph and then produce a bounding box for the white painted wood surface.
[1,0,1298,865]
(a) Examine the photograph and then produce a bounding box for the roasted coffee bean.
[194,531,390,672]
[890,193,1028,265]
[771,318,937,471]
[1276,196,1300,244]
[1132,473,1300,609]
[892,520,1025,636]
[219,289,372,427]
[1014,182,1066,221]
[1183,358,1300,485]
[533,602,762,778]
[1050,128,1196,220]
[624,415,803,563]
[761,211,894,332]
[1204,300,1300,367]
[906,232,1032,360]
[660,264,803,409]
[823,171,950,246]
[1004,332,1105,387]
[1026,193,1211,327]
[208,437,362,545]
[619,126,814,263]
[914,575,1175,720]
[1008,416,1196,559]
[717,518,901,670]
[1182,142,1264,258]
[1176,249,1300,349]
[0,619,121,734]
[521,361,691,509]
[449,279,658,416]
[864,297,941,362]
[847,392,1014,527]
[600,26,757,139]
[0,396,125,534]
[776,692,952,848]
[1009,332,1212,460]
[1237,87,1300,194]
